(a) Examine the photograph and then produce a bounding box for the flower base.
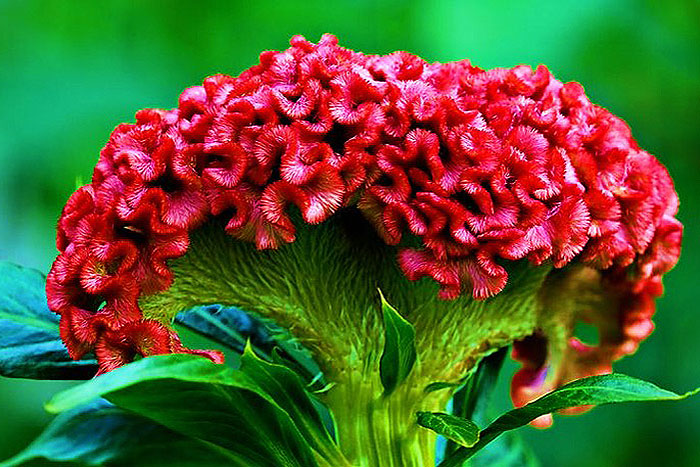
[137,209,571,463]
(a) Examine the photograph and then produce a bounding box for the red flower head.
[48,35,681,415]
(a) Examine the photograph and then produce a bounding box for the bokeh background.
[1,0,698,465]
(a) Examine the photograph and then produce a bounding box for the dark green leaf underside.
[176,305,325,389]
[453,347,507,425]
[467,431,540,467]
[239,345,345,464]
[0,261,96,379]
[444,347,507,459]
[425,381,461,393]
[174,305,270,355]
[0,400,243,467]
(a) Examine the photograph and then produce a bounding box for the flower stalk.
[324,372,445,467]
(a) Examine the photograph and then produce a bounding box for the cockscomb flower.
[48,32,680,452]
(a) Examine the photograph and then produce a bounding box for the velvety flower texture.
[47,35,681,412]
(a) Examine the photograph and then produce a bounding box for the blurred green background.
[1,0,698,465]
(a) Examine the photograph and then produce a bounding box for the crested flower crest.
[47,35,681,410]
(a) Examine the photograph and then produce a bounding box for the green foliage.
[0,265,344,465]
[439,374,699,466]
[174,304,257,354]
[0,261,96,380]
[175,304,324,384]
[452,348,507,424]
[467,431,540,467]
[424,381,462,393]
[44,354,341,467]
[253,316,326,391]
[416,412,480,448]
[239,345,345,464]
[446,347,507,458]
[0,400,240,467]
[378,290,417,395]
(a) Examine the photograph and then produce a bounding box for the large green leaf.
[0,400,244,466]
[0,261,97,379]
[378,290,416,395]
[239,345,347,466]
[416,412,480,448]
[46,354,322,467]
[439,373,699,466]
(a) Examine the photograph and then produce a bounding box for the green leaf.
[417,412,480,448]
[1,400,245,466]
[444,346,507,459]
[270,346,320,386]
[176,305,326,389]
[270,336,326,391]
[239,344,346,465]
[454,347,507,425]
[468,431,540,467]
[440,373,699,466]
[378,289,416,395]
[0,261,97,379]
[175,304,271,355]
[425,381,462,393]
[47,354,322,467]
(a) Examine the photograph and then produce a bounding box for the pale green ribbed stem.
[323,371,447,467]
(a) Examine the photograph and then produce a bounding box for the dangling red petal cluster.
[48,34,681,396]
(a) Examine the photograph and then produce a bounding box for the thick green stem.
[323,369,447,467]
